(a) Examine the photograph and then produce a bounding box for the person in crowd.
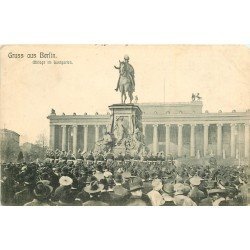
[14,181,34,206]
[110,173,130,205]
[188,176,205,205]
[173,183,197,206]
[52,176,74,202]
[25,180,54,206]
[147,179,165,206]
[82,181,109,206]
[162,184,176,206]
[208,189,227,206]
[125,177,151,206]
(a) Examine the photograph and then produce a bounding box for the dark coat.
[188,187,206,205]
[110,185,130,206]
[142,181,153,194]
[82,198,109,206]
[14,187,34,206]
[125,194,151,206]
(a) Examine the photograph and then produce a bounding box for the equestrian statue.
[114,55,135,104]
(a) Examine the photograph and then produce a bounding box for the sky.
[1,45,250,144]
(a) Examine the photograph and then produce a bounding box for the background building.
[47,101,250,161]
[0,129,20,162]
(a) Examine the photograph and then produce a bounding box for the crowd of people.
[1,149,248,206]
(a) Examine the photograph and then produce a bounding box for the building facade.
[47,101,250,159]
[0,129,20,162]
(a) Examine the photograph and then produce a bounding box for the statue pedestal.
[108,104,143,156]
[109,104,142,134]
[113,145,127,155]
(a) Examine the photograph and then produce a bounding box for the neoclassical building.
[47,101,250,159]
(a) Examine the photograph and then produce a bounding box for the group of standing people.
[1,149,248,206]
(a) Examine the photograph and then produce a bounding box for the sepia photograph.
[1,45,249,206]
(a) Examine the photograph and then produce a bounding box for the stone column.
[177,124,183,157]
[142,123,146,136]
[72,125,78,156]
[230,123,236,157]
[95,125,99,142]
[190,124,196,157]
[61,125,67,151]
[84,125,88,152]
[217,123,223,156]
[245,123,249,158]
[49,124,56,150]
[153,124,158,154]
[165,124,170,156]
[203,123,209,156]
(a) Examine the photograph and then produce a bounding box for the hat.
[94,172,104,181]
[152,179,162,189]
[124,55,129,60]
[85,175,98,184]
[162,184,175,195]
[190,176,203,186]
[208,189,227,195]
[84,181,104,194]
[59,176,73,186]
[174,183,185,195]
[122,171,131,179]
[103,170,112,178]
[129,177,143,192]
[37,180,51,186]
[114,173,123,183]
[182,184,191,195]
[33,183,53,198]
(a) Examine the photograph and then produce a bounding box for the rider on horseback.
[114,55,135,92]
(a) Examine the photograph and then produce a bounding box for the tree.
[17,151,24,162]
[35,132,48,148]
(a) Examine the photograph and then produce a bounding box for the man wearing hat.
[56,187,82,206]
[14,181,34,206]
[82,181,109,206]
[110,173,130,205]
[208,189,227,206]
[122,171,132,190]
[124,153,132,171]
[52,176,74,202]
[219,187,241,206]
[125,177,151,206]
[173,183,197,206]
[162,184,176,206]
[105,152,116,173]
[188,176,205,205]
[141,170,153,194]
[25,181,54,206]
[147,179,165,206]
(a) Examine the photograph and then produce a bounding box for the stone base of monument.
[109,103,142,133]
[108,103,144,155]
[93,103,147,155]
[113,145,127,155]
